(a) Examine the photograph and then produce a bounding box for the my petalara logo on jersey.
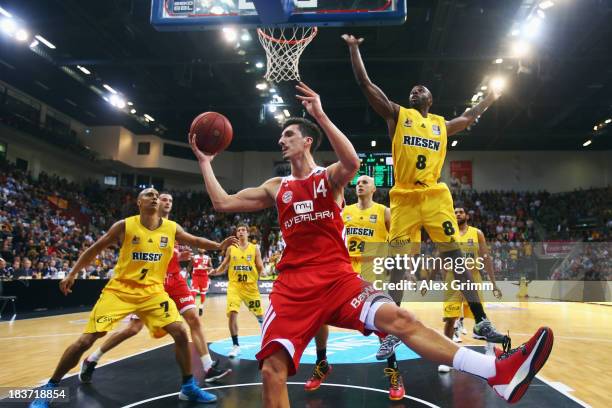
[282,190,293,204]
[293,200,313,214]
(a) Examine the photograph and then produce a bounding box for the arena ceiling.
[1,0,611,152]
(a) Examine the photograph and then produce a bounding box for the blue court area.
[209,332,421,364]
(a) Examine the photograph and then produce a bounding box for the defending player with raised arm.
[190,83,553,408]
[343,33,508,346]
[30,188,238,408]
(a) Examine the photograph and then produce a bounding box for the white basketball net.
[257,26,318,82]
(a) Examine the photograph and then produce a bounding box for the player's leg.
[373,302,554,403]
[304,324,332,391]
[261,349,291,408]
[226,283,241,357]
[48,332,106,384]
[243,284,264,325]
[80,316,144,383]
[423,184,506,343]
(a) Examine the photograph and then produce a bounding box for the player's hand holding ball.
[188,112,233,163]
[296,82,325,120]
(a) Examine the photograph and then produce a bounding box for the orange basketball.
[189,112,233,155]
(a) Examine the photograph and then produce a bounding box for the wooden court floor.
[0,296,610,407]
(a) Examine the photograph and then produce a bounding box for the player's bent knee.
[76,332,104,350]
[165,323,189,343]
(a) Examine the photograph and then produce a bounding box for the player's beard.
[457,219,466,226]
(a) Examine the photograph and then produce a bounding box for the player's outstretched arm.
[189,134,279,212]
[296,82,360,189]
[60,220,125,295]
[476,228,502,298]
[210,247,231,276]
[254,245,266,277]
[446,90,501,136]
[176,225,239,251]
[342,34,400,135]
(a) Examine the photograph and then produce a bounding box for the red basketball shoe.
[487,327,554,403]
[384,367,405,401]
[304,360,332,392]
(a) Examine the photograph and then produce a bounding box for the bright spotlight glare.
[15,28,29,42]
[255,61,264,69]
[109,94,126,109]
[451,140,458,147]
[524,16,542,38]
[494,58,503,64]
[371,140,377,147]
[283,109,290,117]
[481,85,488,91]
[210,6,224,14]
[490,77,507,92]
[0,6,12,18]
[511,40,530,58]
[130,108,136,114]
[29,39,39,48]
[582,140,592,147]
[222,26,237,42]
[256,82,268,90]
[605,119,612,124]
[241,30,251,42]
[269,87,277,93]
[539,1,554,10]
[1,18,17,35]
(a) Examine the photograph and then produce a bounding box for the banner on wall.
[450,160,473,190]
[207,280,275,295]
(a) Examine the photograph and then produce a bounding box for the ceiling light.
[29,39,39,48]
[77,65,91,75]
[268,104,277,113]
[34,35,55,49]
[477,91,484,97]
[15,28,29,42]
[480,85,488,91]
[283,109,290,117]
[524,16,542,39]
[103,84,117,94]
[370,140,376,147]
[222,26,237,42]
[539,1,554,10]
[109,94,126,109]
[494,58,503,64]
[0,18,17,35]
[127,101,133,106]
[471,94,479,102]
[593,125,598,131]
[269,87,277,93]
[274,114,284,121]
[451,140,458,147]
[604,119,611,124]
[511,40,530,58]
[241,30,251,41]
[256,82,268,90]
[255,61,264,69]
[130,108,136,114]
[490,76,507,92]
[0,6,12,18]
[144,114,155,122]
[582,140,592,147]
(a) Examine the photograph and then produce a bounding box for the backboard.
[151,0,406,30]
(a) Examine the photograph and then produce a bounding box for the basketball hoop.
[257,26,318,82]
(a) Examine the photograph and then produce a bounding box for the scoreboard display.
[350,152,394,188]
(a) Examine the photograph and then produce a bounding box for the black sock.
[182,374,193,385]
[387,354,398,370]
[395,301,401,307]
[232,335,239,346]
[316,348,327,364]
[468,302,487,323]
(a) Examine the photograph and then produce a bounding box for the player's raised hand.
[189,132,215,163]
[296,82,324,119]
[341,34,364,47]
[59,275,76,296]
[219,236,239,252]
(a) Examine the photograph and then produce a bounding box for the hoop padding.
[257,26,318,82]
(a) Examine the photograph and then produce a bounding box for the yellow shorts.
[443,270,483,320]
[389,182,459,252]
[227,282,263,316]
[85,288,182,338]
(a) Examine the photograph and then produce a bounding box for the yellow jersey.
[105,215,177,294]
[457,226,480,276]
[391,107,447,189]
[343,203,388,259]
[228,243,259,283]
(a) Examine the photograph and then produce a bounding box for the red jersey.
[166,245,183,276]
[275,167,351,273]
[192,254,211,277]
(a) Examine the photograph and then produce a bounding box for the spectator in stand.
[0,257,9,279]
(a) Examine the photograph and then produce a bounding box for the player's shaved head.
[409,85,433,112]
[138,187,158,199]
[137,188,159,213]
[356,175,376,198]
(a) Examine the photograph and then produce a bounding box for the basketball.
[190,112,233,155]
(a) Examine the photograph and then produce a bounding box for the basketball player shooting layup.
[190,82,554,407]
[29,188,238,407]
[342,34,509,357]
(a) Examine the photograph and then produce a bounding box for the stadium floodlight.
[255,61,264,69]
[0,6,12,18]
[481,85,488,91]
[593,125,598,131]
[471,94,479,102]
[15,28,29,42]
[451,140,458,147]
[241,30,251,42]
[605,119,611,124]
[222,26,237,42]
[103,84,117,94]
[511,40,530,58]
[127,101,133,106]
[524,16,542,39]
[29,39,39,48]
[109,94,126,109]
[0,18,16,35]
[77,65,91,75]
[256,82,268,90]
[371,140,377,147]
[34,35,55,49]
[269,87,277,93]
[494,58,503,64]
[582,140,592,147]
[539,1,554,10]
[130,108,136,114]
[490,77,507,92]
[144,114,155,122]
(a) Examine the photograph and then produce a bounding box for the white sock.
[201,354,213,372]
[89,348,104,363]
[452,347,496,379]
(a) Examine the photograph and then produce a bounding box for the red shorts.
[192,274,210,293]
[255,266,392,375]
[164,273,196,314]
